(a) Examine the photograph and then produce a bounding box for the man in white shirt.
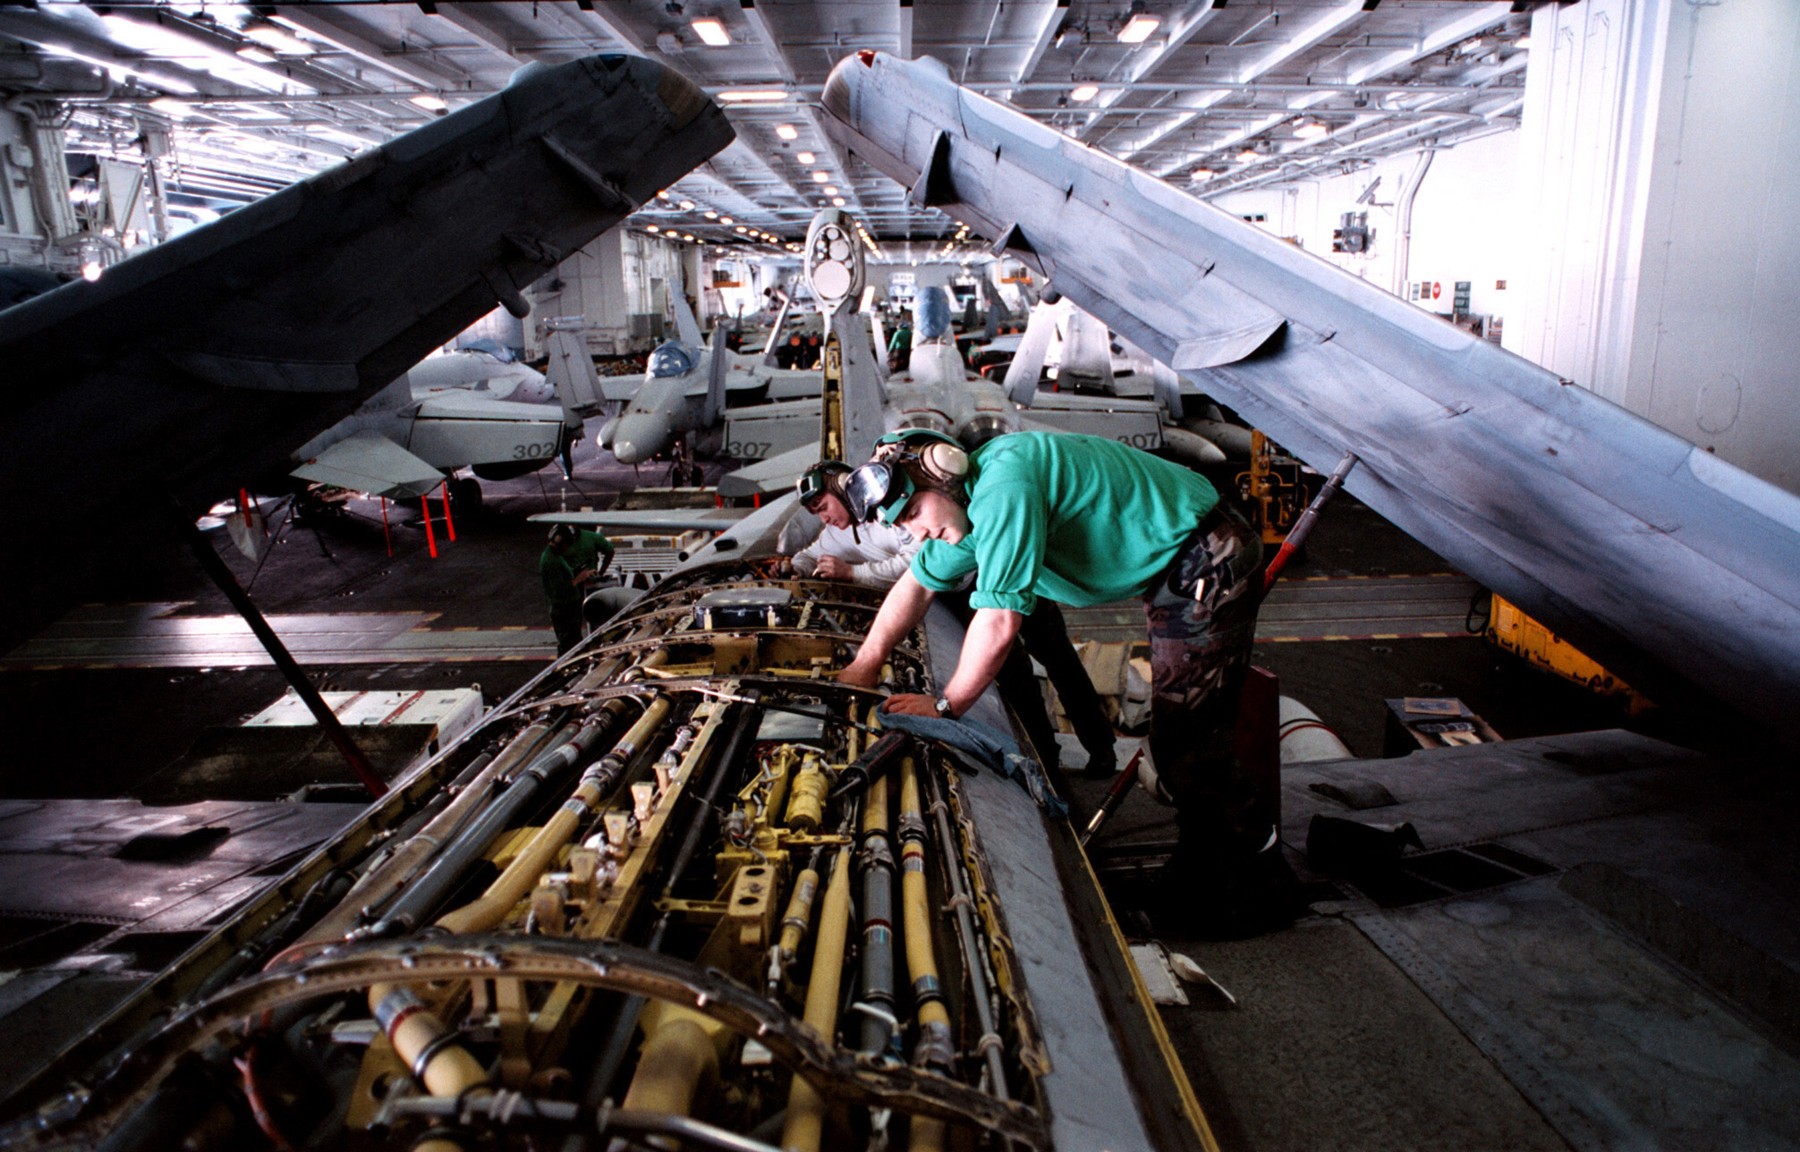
[790,461,919,589]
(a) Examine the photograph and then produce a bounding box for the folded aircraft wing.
[528,508,752,533]
[717,443,822,500]
[0,53,733,646]
[821,51,1800,725]
[292,433,447,500]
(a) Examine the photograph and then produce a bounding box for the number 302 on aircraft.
[513,441,557,460]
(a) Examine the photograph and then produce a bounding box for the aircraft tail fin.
[1002,295,1062,406]
[761,291,791,366]
[545,329,603,416]
[671,289,704,348]
[1060,307,1116,392]
[869,310,889,378]
[702,324,732,426]
[838,314,889,464]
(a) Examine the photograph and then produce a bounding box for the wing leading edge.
[820,50,1800,725]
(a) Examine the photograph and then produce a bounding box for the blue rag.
[876,709,1069,820]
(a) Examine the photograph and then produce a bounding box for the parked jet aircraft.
[288,354,573,509]
[594,297,822,465]
[820,50,1800,725]
[0,53,732,647]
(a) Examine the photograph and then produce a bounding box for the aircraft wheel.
[450,477,483,518]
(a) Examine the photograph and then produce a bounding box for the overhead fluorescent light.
[691,18,731,46]
[1070,84,1099,102]
[703,210,718,219]
[812,171,830,183]
[646,224,661,233]
[1236,148,1260,163]
[822,185,838,196]
[717,89,787,103]
[679,200,696,209]
[236,46,277,64]
[1294,119,1328,139]
[796,151,816,164]
[720,216,734,225]
[240,20,315,57]
[1118,12,1160,44]
[775,124,798,140]
[102,13,313,95]
[410,94,448,112]
[149,96,193,118]
[1191,167,1215,180]
[832,197,846,206]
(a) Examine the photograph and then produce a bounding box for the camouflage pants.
[1142,504,1267,848]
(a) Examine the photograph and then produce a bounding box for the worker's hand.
[837,656,882,688]
[814,555,852,580]
[573,567,596,585]
[880,693,941,718]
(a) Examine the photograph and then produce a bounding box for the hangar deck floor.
[1,438,1794,1151]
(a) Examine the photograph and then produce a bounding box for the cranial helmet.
[842,429,971,525]
[795,460,851,509]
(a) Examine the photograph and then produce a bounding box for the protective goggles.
[841,460,917,525]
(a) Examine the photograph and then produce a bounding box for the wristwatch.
[934,695,954,718]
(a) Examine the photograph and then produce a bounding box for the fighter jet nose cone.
[610,415,669,465]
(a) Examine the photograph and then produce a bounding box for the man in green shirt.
[840,429,1290,935]
[541,523,615,655]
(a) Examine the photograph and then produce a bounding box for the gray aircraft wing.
[820,51,1800,725]
[0,53,732,646]
[292,433,448,500]
[717,443,823,500]
[528,508,752,533]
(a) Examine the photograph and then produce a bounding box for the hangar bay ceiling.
[1,0,1530,260]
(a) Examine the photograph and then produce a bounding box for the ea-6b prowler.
[818,50,1800,727]
[0,505,1211,1152]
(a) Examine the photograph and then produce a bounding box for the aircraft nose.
[611,414,669,464]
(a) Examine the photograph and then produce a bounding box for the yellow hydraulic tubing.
[435,694,673,935]
[901,756,951,1152]
[781,846,853,1152]
[365,685,675,1143]
[620,1016,719,1118]
[783,751,830,832]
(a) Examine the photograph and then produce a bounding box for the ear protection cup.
[876,428,969,485]
[915,439,969,484]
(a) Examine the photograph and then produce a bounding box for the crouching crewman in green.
[541,523,614,655]
[838,429,1293,936]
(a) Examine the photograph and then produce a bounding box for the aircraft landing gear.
[449,476,483,519]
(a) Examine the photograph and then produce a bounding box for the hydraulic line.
[435,693,674,935]
[365,691,674,1150]
[901,756,952,1152]
[899,758,954,1068]
[563,698,765,1152]
[374,719,590,934]
[300,741,505,945]
[368,657,638,936]
[769,851,821,996]
[780,844,854,1152]
[856,768,898,1057]
[923,760,1009,1101]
